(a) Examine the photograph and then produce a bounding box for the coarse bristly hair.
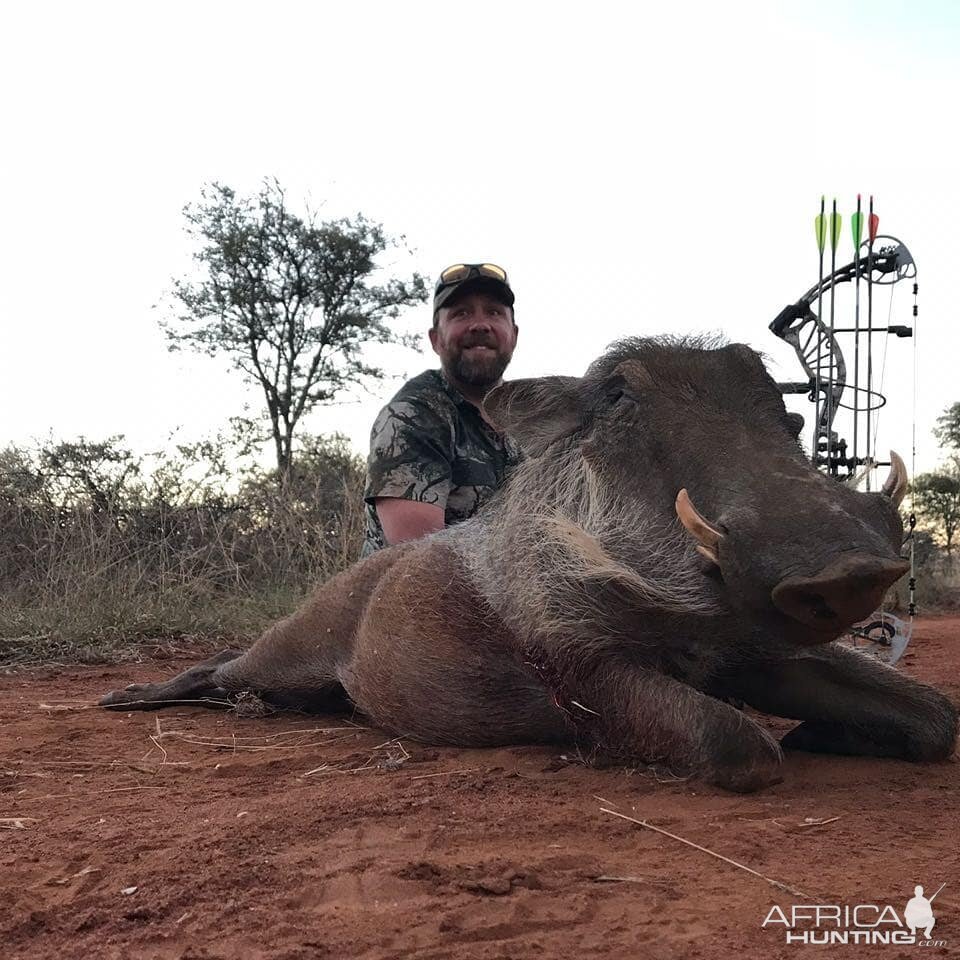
[451,337,734,660]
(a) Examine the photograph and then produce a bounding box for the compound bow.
[768,197,918,662]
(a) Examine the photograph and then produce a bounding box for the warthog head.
[484,337,908,645]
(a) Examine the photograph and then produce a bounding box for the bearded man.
[361,263,521,555]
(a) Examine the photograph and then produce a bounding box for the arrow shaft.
[866,196,876,490]
[852,197,862,475]
[813,196,826,459]
[826,200,840,471]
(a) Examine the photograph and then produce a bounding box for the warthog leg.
[98,649,243,710]
[554,658,784,793]
[720,643,958,761]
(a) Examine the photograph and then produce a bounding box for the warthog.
[101,338,958,792]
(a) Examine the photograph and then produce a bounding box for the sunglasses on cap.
[437,263,510,287]
[433,263,515,320]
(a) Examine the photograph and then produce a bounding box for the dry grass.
[887,554,959,615]
[0,436,366,665]
[916,560,960,611]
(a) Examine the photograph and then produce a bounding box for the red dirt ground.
[3,619,959,960]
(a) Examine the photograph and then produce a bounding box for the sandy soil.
[3,618,959,960]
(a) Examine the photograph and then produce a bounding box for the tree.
[911,468,960,558]
[934,401,960,452]
[165,180,428,481]
[39,437,139,510]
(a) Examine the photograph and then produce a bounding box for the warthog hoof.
[97,651,243,710]
[707,761,784,794]
[781,704,959,761]
[99,683,168,710]
[703,724,784,793]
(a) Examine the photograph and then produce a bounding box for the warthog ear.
[610,358,655,391]
[483,376,584,456]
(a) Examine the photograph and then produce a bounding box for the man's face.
[429,291,519,388]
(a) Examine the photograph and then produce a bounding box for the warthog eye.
[605,386,638,407]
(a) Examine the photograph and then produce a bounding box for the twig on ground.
[38,702,101,711]
[51,866,100,884]
[0,817,38,829]
[599,806,809,899]
[410,768,481,781]
[301,763,335,776]
[149,716,169,767]
[594,875,652,884]
[190,724,367,740]
[153,724,365,755]
[302,739,410,777]
[109,697,235,709]
[160,734,355,753]
[768,815,841,832]
[9,759,140,768]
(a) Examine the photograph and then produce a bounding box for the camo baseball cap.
[433,263,515,314]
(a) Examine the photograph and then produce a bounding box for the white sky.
[2,0,958,478]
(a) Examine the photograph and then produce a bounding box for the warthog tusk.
[676,489,723,548]
[696,544,720,566]
[881,450,908,508]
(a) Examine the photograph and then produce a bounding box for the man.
[904,885,937,940]
[361,263,520,555]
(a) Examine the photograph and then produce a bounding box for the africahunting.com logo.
[762,883,946,947]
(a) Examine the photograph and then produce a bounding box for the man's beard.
[448,345,512,387]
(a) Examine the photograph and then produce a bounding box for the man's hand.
[374,497,445,546]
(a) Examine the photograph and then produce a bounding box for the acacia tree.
[910,402,960,559]
[166,180,427,480]
[934,401,960,451]
[912,469,960,558]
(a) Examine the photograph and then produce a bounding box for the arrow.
[826,199,842,470]
[866,196,878,489]
[852,194,863,479]
[851,197,864,248]
[813,196,827,457]
[831,201,843,252]
[815,197,827,254]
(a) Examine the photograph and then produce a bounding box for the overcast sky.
[2,0,957,478]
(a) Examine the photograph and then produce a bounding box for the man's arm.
[363,393,455,551]
[374,497,445,545]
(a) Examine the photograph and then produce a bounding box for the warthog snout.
[770,554,910,634]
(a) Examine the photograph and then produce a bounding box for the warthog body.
[101,338,958,791]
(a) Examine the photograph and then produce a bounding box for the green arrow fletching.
[830,207,842,251]
[815,213,826,253]
[851,210,864,249]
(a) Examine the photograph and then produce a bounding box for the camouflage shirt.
[362,369,521,555]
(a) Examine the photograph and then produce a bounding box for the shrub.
[0,434,366,664]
